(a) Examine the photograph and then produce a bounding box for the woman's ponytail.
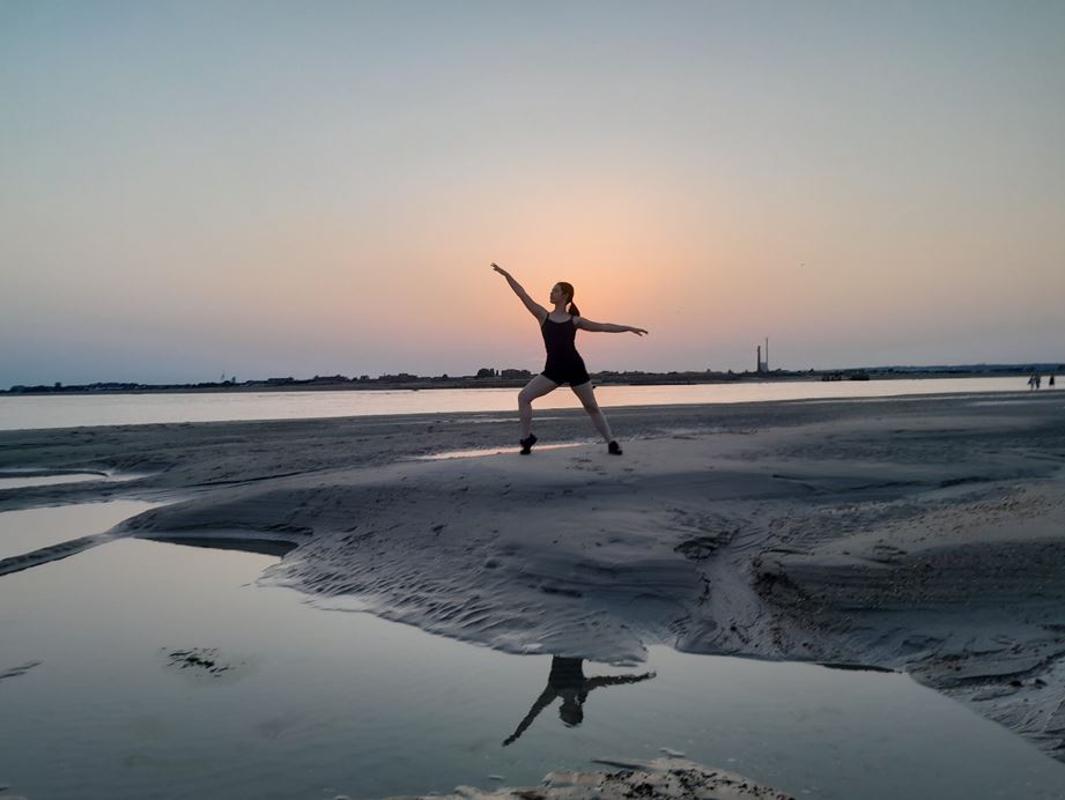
[557,281,578,317]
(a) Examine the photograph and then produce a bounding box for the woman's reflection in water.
[503,656,655,746]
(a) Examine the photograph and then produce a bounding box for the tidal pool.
[0,471,109,490]
[0,500,156,561]
[0,505,1063,799]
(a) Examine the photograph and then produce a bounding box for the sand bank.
[383,756,795,800]
[2,390,1064,762]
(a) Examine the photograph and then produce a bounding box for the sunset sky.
[2,1,1063,385]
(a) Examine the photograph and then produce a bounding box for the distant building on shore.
[756,338,770,373]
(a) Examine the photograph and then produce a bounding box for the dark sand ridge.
[2,391,1065,766]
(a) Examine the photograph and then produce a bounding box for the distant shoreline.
[2,364,1060,397]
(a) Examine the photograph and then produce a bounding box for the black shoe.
[608,440,622,455]
[520,434,538,455]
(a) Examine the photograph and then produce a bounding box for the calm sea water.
[0,377,1042,430]
[1,501,1064,799]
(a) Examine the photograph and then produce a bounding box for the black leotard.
[541,315,591,386]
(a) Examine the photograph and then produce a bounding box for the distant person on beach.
[502,657,655,746]
[492,263,648,455]
[1051,375,1056,387]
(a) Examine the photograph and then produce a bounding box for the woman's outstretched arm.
[492,263,547,322]
[575,317,648,336]
[502,687,556,746]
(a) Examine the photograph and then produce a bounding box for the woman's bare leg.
[571,381,613,443]
[519,374,558,438]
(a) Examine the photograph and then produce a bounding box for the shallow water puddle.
[0,469,146,491]
[418,441,586,460]
[0,471,108,490]
[0,509,1063,799]
[0,500,156,561]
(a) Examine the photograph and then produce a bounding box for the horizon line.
[4,360,1063,393]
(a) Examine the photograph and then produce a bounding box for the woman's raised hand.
[629,327,649,336]
[491,262,509,277]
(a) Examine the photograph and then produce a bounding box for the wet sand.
[2,390,1064,765]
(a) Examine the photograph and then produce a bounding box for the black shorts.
[542,357,590,387]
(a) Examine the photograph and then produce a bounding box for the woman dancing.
[492,263,648,455]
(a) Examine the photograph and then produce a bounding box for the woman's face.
[549,284,565,305]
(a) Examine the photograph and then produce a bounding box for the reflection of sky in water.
[0,501,156,561]
[0,377,1036,430]
[416,442,586,460]
[0,514,1063,799]
[0,472,104,490]
[0,471,145,490]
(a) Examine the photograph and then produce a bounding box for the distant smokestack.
[756,345,761,373]
[765,338,769,372]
